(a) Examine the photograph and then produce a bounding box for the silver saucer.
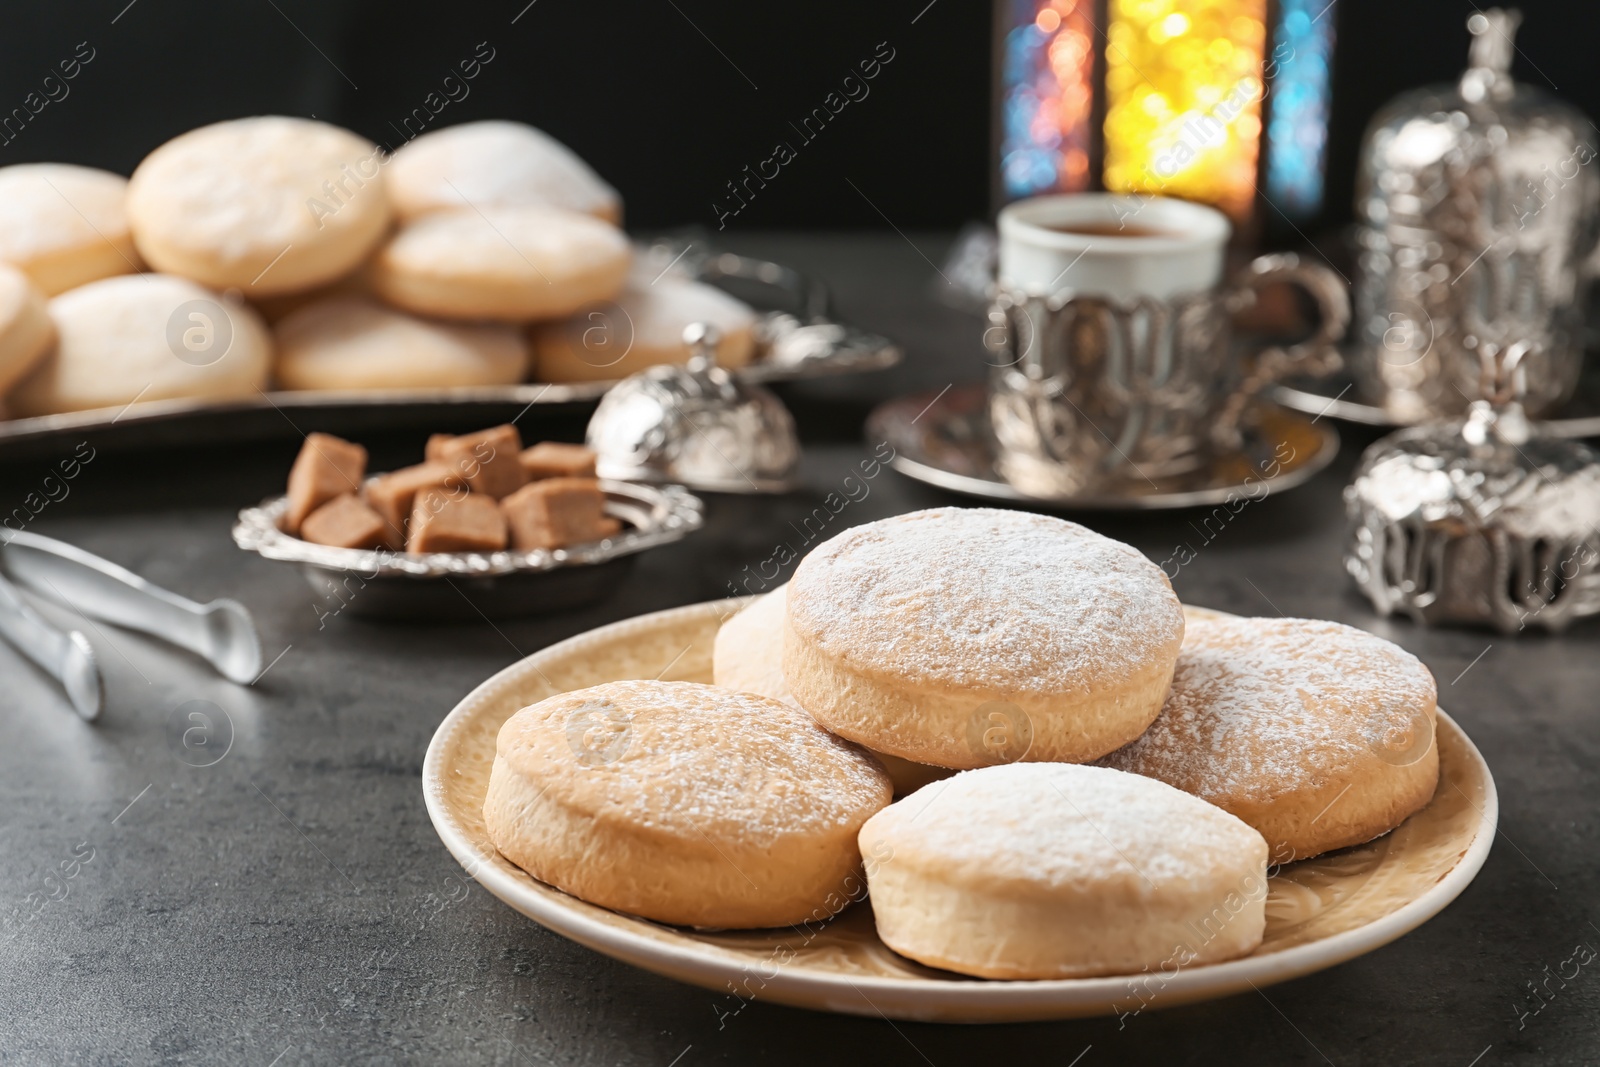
[866,384,1339,510]
[232,480,702,621]
[1274,366,1600,438]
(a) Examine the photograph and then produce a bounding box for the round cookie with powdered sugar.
[370,206,630,323]
[385,120,621,223]
[0,264,54,398]
[530,275,756,383]
[713,585,952,796]
[860,763,1269,979]
[274,295,527,391]
[483,680,891,929]
[0,164,141,295]
[127,116,390,296]
[783,507,1185,769]
[9,274,271,417]
[1100,615,1440,860]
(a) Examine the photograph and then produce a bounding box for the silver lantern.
[1345,341,1600,632]
[1350,8,1599,422]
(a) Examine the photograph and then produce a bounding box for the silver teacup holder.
[983,255,1350,496]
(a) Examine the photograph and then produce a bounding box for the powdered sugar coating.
[387,120,620,221]
[787,507,1184,697]
[866,763,1265,890]
[0,164,132,276]
[129,117,386,259]
[1101,616,1437,804]
[495,680,890,847]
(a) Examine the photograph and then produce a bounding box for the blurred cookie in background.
[530,275,754,382]
[9,274,271,416]
[274,295,527,391]
[386,120,621,224]
[127,116,390,296]
[0,264,55,400]
[370,206,630,322]
[0,163,142,295]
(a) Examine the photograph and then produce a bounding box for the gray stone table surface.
[0,235,1595,1066]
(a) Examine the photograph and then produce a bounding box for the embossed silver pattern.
[586,324,801,493]
[1350,8,1599,421]
[984,254,1347,495]
[866,384,1340,511]
[234,480,703,578]
[1345,342,1600,632]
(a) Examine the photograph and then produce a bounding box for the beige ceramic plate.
[422,599,1497,1023]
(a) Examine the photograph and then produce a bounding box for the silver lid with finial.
[1345,340,1600,632]
[586,322,801,493]
[1350,8,1600,422]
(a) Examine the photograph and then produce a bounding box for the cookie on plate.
[1100,615,1440,861]
[713,585,952,795]
[9,274,271,417]
[530,276,756,383]
[484,680,892,928]
[274,295,527,391]
[369,207,630,323]
[0,264,55,398]
[861,763,1269,979]
[0,163,142,295]
[127,116,390,295]
[783,507,1186,769]
[385,119,621,223]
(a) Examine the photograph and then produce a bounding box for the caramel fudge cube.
[519,442,598,481]
[363,462,457,548]
[299,493,389,550]
[434,424,527,499]
[284,432,367,534]
[406,486,508,554]
[501,477,622,551]
[424,433,454,464]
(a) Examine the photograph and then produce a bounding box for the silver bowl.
[232,480,702,621]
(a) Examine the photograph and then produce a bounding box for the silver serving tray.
[232,480,702,621]
[867,384,1340,510]
[0,245,901,454]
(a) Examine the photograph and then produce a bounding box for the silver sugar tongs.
[0,531,262,722]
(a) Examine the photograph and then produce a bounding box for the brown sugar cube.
[501,477,622,552]
[363,462,457,548]
[299,494,389,550]
[284,432,367,534]
[519,442,598,481]
[424,433,454,464]
[434,424,527,499]
[406,486,508,554]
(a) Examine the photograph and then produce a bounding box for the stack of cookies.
[484,506,1442,980]
[282,423,618,555]
[0,118,758,419]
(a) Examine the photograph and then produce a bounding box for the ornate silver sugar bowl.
[1350,8,1599,421]
[587,323,801,493]
[1345,341,1600,632]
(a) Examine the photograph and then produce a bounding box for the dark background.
[2,0,1599,241]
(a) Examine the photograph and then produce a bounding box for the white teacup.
[998,193,1231,301]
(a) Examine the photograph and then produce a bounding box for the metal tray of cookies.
[0,242,901,458]
[232,479,702,621]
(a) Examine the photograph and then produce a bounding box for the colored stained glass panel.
[1101,0,1268,220]
[1263,0,1337,217]
[999,0,1097,199]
